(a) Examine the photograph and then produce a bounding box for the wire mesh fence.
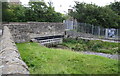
[64,20,120,39]
[77,23,119,39]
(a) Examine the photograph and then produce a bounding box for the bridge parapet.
[0,26,29,75]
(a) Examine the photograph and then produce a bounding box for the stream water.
[50,45,119,60]
[80,51,119,60]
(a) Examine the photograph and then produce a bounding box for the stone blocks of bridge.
[0,22,64,43]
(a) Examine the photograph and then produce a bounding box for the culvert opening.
[31,35,65,48]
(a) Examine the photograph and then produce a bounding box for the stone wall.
[0,22,64,43]
[0,26,29,75]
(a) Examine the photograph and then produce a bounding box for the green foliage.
[62,38,119,54]
[2,1,64,22]
[28,1,48,22]
[108,1,120,15]
[16,42,119,74]
[70,2,120,28]
[9,4,26,22]
[27,1,64,22]
[2,2,10,22]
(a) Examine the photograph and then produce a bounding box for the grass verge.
[16,42,119,74]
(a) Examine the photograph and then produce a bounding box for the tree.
[69,2,120,28]
[2,2,26,22]
[28,1,48,22]
[9,4,26,22]
[2,0,65,22]
[28,1,64,22]
[2,2,11,22]
[108,1,120,15]
[45,3,64,22]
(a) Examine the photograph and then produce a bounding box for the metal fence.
[64,20,120,39]
[77,23,119,39]
[63,19,77,30]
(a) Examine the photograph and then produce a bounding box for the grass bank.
[62,38,119,54]
[16,42,119,74]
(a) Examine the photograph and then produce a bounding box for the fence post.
[105,28,108,38]
[72,21,73,30]
[85,23,86,33]
[92,25,94,35]
[116,29,119,39]
[98,26,100,36]
[118,29,119,38]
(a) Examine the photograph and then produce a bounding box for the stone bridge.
[0,22,65,75]
[0,22,65,45]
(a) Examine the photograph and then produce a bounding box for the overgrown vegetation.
[16,42,119,74]
[62,38,119,54]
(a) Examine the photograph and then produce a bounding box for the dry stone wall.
[0,26,29,75]
[0,22,64,43]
